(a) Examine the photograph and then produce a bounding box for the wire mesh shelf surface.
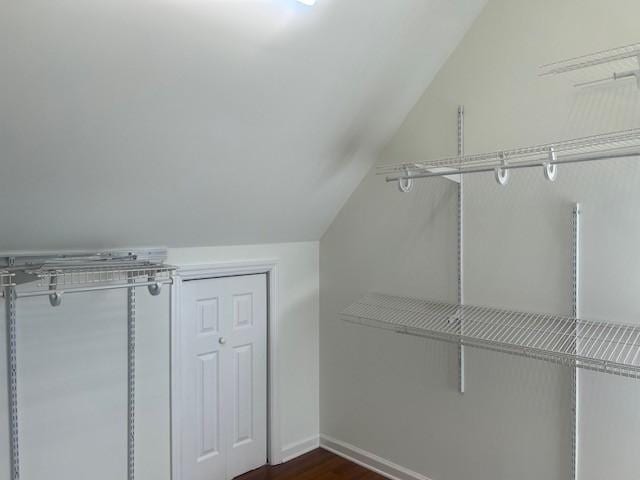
[343,293,640,379]
[540,42,640,76]
[23,261,175,290]
[540,43,640,88]
[378,129,640,181]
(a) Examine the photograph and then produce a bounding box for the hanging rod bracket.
[544,147,558,181]
[48,274,63,306]
[397,169,414,193]
[494,155,510,186]
[427,168,461,184]
[49,291,63,307]
[147,280,162,296]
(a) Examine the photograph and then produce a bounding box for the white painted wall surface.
[320,1,640,479]
[0,241,319,480]
[0,0,485,250]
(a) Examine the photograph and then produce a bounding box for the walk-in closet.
[2,1,640,479]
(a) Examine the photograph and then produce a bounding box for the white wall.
[320,1,640,479]
[0,241,319,480]
[0,0,484,250]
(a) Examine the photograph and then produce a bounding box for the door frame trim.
[170,259,281,480]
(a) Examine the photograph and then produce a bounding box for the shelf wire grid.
[540,42,640,76]
[342,293,640,379]
[23,262,175,290]
[377,129,640,179]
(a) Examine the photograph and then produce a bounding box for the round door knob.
[219,337,226,345]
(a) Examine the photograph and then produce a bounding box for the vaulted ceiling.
[0,0,485,250]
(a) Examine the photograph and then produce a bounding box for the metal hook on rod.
[147,278,162,296]
[397,168,413,193]
[544,147,558,181]
[49,291,63,307]
[49,275,63,307]
[494,153,509,186]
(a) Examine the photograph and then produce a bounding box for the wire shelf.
[342,293,640,379]
[540,42,640,74]
[378,129,640,182]
[23,261,175,290]
[540,43,640,88]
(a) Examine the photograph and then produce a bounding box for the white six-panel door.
[181,274,267,480]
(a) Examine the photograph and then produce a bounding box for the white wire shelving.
[1,250,176,301]
[379,128,640,185]
[13,261,176,305]
[1,252,176,307]
[22,261,175,289]
[342,293,640,379]
[540,42,640,88]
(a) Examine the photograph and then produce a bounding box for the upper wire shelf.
[540,42,640,88]
[0,249,176,305]
[12,261,176,306]
[343,293,640,379]
[379,128,640,184]
[22,261,175,290]
[541,42,640,75]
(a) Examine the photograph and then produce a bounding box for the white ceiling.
[0,0,485,250]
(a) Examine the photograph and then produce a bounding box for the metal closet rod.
[385,149,640,182]
[2,279,173,299]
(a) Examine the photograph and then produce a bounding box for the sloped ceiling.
[0,0,485,250]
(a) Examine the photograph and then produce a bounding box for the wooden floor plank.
[234,448,386,480]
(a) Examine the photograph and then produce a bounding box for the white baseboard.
[280,435,320,463]
[320,435,431,480]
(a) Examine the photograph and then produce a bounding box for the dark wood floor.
[235,448,386,480]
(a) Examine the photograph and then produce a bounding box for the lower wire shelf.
[342,293,640,379]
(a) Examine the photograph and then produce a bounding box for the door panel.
[182,285,226,480]
[225,275,268,479]
[233,344,254,446]
[197,351,221,461]
[181,274,267,480]
[198,297,220,334]
[233,293,254,328]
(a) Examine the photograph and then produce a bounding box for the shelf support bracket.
[570,203,581,480]
[457,105,465,395]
